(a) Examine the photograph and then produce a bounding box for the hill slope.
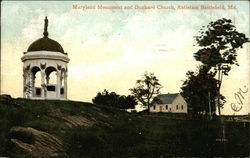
[0,95,249,157]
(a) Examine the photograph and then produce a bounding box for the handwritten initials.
[230,85,248,112]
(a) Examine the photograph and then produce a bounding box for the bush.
[92,89,137,109]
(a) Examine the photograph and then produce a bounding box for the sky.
[1,1,249,115]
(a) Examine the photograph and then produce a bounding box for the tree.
[92,89,137,109]
[181,65,225,118]
[194,18,249,115]
[129,72,162,114]
[119,95,138,109]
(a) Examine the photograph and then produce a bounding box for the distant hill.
[0,95,249,157]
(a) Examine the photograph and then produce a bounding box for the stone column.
[46,76,50,84]
[23,67,26,98]
[41,70,46,98]
[23,73,26,98]
[26,70,32,99]
[64,72,68,99]
[56,70,61,99]
[32,75,35,97]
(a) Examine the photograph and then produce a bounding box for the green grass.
[0,98,249,157]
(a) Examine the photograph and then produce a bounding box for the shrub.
[92,89,137,109]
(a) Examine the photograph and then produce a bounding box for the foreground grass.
[0,98,249,157]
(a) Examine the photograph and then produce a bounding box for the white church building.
[21,17,69,100]
[150,93,188,113]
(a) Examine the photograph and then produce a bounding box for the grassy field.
[0,97,249,157]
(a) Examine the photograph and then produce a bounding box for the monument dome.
[21,16,69,100]
[27,16,65,54]
[27,37,65,53]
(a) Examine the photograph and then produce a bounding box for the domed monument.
[21,17,69,100]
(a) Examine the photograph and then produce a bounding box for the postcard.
[1,1,249,157]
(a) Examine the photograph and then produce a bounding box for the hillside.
[0,95,249,157]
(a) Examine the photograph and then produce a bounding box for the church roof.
[27,16,65,54]
[157,93,179,104]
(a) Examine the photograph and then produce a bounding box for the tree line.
[92,18,249,118]
[181,18,249,118]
